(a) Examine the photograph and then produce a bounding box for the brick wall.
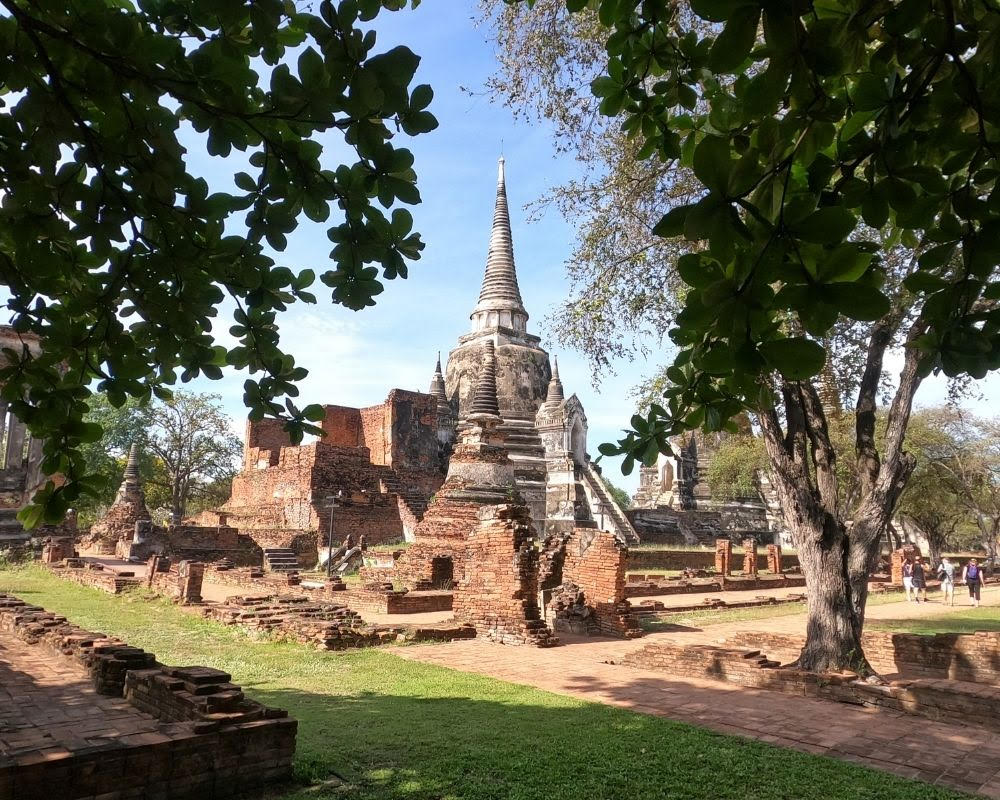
[726,630,1000,685]
[560,528,641,638]
[0,593,296,798]
[147,558,204,604]
[453,504,557,646]
[622,641,1000,732]
[624,573,806,597]
[47,561,141,594]
[627,549,800,572]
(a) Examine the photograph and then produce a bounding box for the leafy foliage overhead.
[539,0,1000,472]
[0,0,436,525]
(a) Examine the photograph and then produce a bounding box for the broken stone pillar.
[742,538,758,576]
[715,538,732,576]
[767,543,783,574]
[177,560,204,604]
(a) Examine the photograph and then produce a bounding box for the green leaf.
[759,337,827,380]
[693,136,732,193]
[652,206,690,238]
[822,284,891,321]
[709,7,761,73]
[789,207,856,244]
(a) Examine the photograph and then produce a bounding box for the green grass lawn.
[0,566,969,800]
[869,603,1000,635]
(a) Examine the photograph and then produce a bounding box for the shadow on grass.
[248,675,973,800]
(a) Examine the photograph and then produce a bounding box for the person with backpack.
[938,557,956,605]
[911,557,928,602]
[963,558,983,607]
[902,557,916,601]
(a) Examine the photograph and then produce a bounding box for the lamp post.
[324,490,346,578]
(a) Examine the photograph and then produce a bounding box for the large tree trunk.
[792,514,873,674]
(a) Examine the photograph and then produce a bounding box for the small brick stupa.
[84,443,152,554]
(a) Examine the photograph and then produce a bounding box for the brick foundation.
[628,548,800,572]
[621,640,1000,732]
[0,593,296,799]
[725,629,1000,685]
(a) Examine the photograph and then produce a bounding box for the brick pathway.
[0,631,168,768]
[399,586,1000,797]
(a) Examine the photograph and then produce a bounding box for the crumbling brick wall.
[147,558,204,604]
[453,504,556,646]
[560,528,641,638]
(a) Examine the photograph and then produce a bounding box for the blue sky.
[184,3,999,493]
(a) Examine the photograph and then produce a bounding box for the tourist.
[911,557,927,603]
[937,557,956,606]
[902,557,916,601]
[963,558,984,607]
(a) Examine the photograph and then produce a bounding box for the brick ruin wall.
[560,528,641,638]
[146,557,205,604]
[0,593,296,799]
[223,394,446,562]
[725,629,1000,685]
[452,504,557,646]
[360,489,483,588]
[627,549,800,572]
[125,525,263,566]
[622,641,1000,733]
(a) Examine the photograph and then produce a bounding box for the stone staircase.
[379,471,431,520]
[498,417,548,532]
[580,461,641,544]
[0,508,29,548]
[263,548,299,573]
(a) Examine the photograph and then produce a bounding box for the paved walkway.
[0,630,165,766]
[399,586,1000,797]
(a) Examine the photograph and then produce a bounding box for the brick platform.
[0,594,296,799]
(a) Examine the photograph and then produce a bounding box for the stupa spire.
[429,351,447,401]
[470,157,528,331]
[468,341,501,418]
[545,355,564,405]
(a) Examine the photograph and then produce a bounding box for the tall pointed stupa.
[445,158,551,422]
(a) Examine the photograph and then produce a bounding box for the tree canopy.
[525,0,1000,672]
[0,0,436,525]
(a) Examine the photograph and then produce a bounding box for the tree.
[601,475,632,509]
[904,408,1000,560]
[705,434,766,502]
[897,409,974,566]
[0,0,436,526]
[142,391,242,524]
[527,0,1000,673]
[75,391,241,526]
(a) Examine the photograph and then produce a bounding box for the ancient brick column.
[890,545,921,585]
[714,538,732,576]
[177,560,204,604]
[742,538,758,576]
[767,544,783,574]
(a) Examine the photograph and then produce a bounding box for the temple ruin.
[124,158,638,571]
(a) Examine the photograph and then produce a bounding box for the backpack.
[967,564,980,581]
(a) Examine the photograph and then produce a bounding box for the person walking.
[938,556,956,605]
[911,557,927,603]
[902,557,916,601]
[963,558,984,607]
